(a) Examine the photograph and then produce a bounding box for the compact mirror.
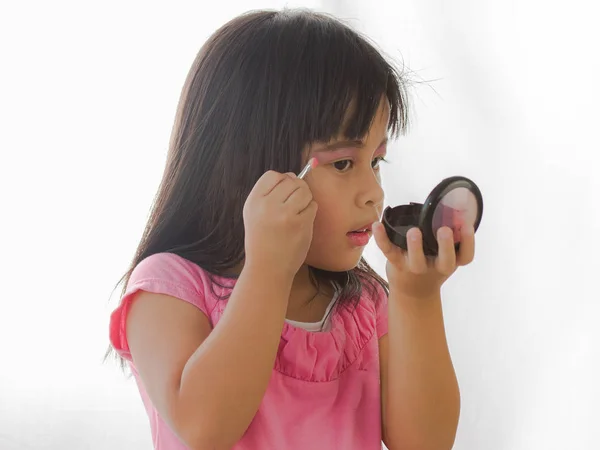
[382,176,483,256]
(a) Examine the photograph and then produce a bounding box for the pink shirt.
[109,252,388,449]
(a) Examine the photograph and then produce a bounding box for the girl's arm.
[126,262,292,450]
[379,293,461,450]
[372,222,475,450]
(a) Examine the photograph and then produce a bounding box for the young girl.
[107,8,475,450]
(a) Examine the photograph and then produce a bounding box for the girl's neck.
[232,261,334,322]
[285,265,335,323]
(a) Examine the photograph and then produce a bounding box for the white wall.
[324,1,600,449]
[0,1,319,449]
[1,0,598,449]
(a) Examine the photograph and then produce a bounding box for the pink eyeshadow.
[314,148,358,165]
[313,144,387,165]
[374,144,387,157]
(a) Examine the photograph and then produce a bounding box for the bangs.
[270,10,409,145]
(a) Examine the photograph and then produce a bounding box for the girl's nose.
[356,169,384,209]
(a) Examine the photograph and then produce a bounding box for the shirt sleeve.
[108,252,210,361]
[374,281,389,339]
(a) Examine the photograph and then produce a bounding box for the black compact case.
[382,176,483,256]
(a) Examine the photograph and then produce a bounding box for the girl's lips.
[349,223,373,233]
[346,229,372,247]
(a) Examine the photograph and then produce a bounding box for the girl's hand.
[372,222,476,300]
[243,170,318,278]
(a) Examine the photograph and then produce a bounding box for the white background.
[1,1,598,449]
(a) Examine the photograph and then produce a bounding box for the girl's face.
[304,99,390,271]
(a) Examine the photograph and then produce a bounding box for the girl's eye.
[372,156,387,169]
[333,159,353,172]
[332,157,387,172]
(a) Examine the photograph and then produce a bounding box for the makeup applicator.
[298,157,319,179]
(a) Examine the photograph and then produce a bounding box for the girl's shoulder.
[108,252,225,360]
[126,252,223,313]
[345,278,389,343]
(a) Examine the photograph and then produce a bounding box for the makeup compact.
[382,176,483,256]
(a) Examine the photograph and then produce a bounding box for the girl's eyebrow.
[314,136,388,153]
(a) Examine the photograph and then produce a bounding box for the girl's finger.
[435,227,457,275]
[406,227,428,274]
[372,221,405,268]
[457,225,475,266]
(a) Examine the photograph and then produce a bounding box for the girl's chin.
[305,252,364,273]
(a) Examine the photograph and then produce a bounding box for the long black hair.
[106,8,410,365]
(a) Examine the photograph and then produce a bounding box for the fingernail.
[409,228,419,241]
[437,227,451,240]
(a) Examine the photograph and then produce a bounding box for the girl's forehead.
[339,96,391,133]
[302,99,391,159]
